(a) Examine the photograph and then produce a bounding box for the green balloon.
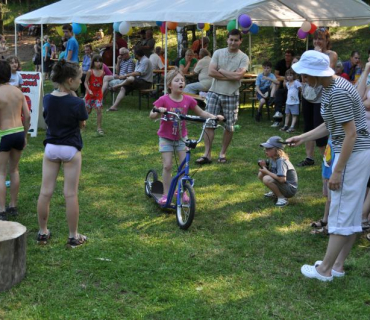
[227,19,236,32]
[81,24,87,34]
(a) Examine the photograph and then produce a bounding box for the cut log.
[0,221,27,292]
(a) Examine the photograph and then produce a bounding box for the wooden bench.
[183,92,207,108]
[138,89,155,110]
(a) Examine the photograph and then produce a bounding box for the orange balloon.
[167,22,178,30]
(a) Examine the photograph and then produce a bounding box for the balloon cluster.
[113,21,133,36]
[297,21,317,39]
[227,14,259,35]
[197,23,210,31]
[20,24,33,28]
[156,21,180,34]
[71,23,87,35]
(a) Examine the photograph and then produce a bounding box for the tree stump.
[0,221,27,292]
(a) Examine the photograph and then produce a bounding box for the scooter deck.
[150,180,176,208]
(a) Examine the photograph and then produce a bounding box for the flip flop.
[217,157,227,164]
[106,107,118,112]
[195,156,212,165]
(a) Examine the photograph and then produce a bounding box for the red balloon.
[167,22,178,30]
[309,23,317,34]
[160,24,166,34]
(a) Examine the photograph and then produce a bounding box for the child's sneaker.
[280,126,289,132]
[67,234,87,248]
[158,195,168,205]
[276,198,288,207]
[6,207,18,216]
[175,191,190,202]
[264,191,276,198]
[37,230,51,245]
[0,211,7,221]
[286,127,295,133]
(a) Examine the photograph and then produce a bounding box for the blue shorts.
[285,104,299,115]
[159,137,186,153]
[256,87,270,101]
[0,128,25,152]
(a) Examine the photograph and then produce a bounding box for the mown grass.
[0,84,370,319]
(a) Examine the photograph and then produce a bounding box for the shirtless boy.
[0,60,30,220]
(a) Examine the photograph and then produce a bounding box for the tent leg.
[14,22,17,56]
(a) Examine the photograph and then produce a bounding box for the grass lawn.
[1,88,370,319]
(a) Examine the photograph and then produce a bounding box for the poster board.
[19,72,45,137]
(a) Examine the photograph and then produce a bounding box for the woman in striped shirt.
[288,50,370,282]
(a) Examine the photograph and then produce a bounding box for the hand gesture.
[259,167,269,175]
[285,135,304,147]
[328,171,342,191]
[215,115,225,122]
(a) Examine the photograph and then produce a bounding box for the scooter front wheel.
[176,183,195,230]
[145,169,158,197]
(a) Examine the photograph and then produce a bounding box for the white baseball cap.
[292,50,334,77]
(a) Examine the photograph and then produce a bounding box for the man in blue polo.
[62,24,79,63]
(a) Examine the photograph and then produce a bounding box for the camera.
[258,159,270,169]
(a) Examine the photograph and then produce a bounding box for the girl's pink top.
[154,94,197,140]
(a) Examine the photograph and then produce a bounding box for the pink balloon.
[297,28,309,39]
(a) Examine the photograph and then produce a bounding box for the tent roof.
[15,0,370,27]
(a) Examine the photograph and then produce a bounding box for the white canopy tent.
[15,0,370,27]
[14,0,370,92]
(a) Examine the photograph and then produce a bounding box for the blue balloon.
[72,23,82,35]
[250,23,259,34]
[156,21,163,27]
[113,22,122,32]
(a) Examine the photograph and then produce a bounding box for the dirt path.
[3,32,35,64]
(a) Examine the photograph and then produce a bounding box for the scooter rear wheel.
[145,169,158,197]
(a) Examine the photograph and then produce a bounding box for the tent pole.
[14,22,17,56]
[113,31,116,76]
[41,24,44,80]
[164,23,168,95]
[213,25,216,52]
[249,32,252,72]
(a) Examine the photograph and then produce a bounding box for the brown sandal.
[311,219,327,228]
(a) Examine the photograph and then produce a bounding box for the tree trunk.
[0,221,27,292]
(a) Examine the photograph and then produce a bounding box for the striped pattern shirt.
[119,58,135,76]
[321,76,370,153]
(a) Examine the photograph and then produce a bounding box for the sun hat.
[292,50,334,77]
[260,136,284,149]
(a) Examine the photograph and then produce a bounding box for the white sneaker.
[273,112,283,119]
[301,264,333,281]
[275,198,288,207]
[314,261,345,278]
[264,191,276,198]
[270,121,280,128]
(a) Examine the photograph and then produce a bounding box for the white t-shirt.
[149,53,164,70]
[209,48,249,96]
[9,71,23,87]
[194,56,212,90]
[286,80,302,105]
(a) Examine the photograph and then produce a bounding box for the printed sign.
[19,72,45,137]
